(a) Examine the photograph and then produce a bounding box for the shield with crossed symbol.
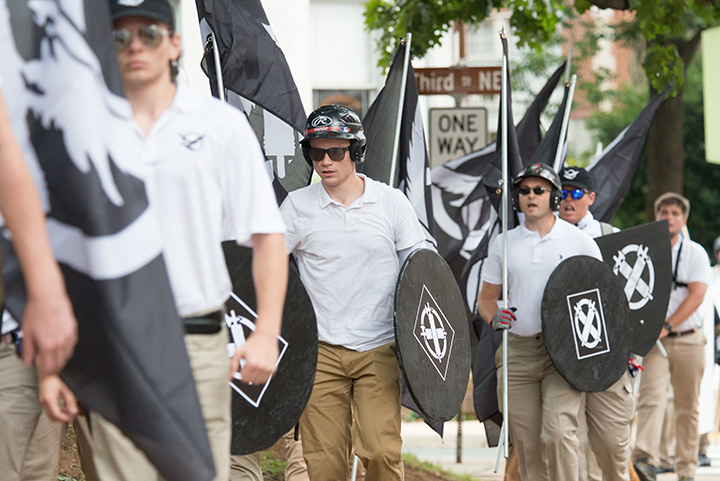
[395,249,471,422]
[222,243,318,455]
[594,221,672,356]
[542,256,631,392]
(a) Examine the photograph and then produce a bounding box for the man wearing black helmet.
[478,163,602,481]
[280,104,425,481]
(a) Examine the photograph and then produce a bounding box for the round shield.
[394,248,471,422]
[222,243,318,455]
[594,220,672,356]
[542,255,631,392]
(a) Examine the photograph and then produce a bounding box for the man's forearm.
[250,232,288,336]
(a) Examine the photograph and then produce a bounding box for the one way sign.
[429,108,488,167]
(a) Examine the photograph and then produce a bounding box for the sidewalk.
[401,421,720,480]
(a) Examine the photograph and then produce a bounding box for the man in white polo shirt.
[633,192,711,481]
[478,163,602,481]
[38,1,288,480]
[559,166,633,481]
[280,104,425,481]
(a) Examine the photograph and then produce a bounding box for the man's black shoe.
[698,452,711,467]
[633,458,657,481]
[657,464,674,474]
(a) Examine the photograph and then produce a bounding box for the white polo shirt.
[281,174,425,352]
[668,238,712,332]
[576,211,619,237]
[481,217,602,336]
[135,83,284,317]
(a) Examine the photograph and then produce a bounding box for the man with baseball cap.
[633,192,711,481]
[559,166,633,481]
[478,163,602,481]
[38,0,288,480]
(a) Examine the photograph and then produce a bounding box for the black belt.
[182,309,225,335]
[667,327,698,338]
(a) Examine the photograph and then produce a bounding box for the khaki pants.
[496,333,582,481]
[283,429,310,481]
[299,342,403,481]
[87,328,231,481]
[586,372,634,481]
[0,340,62,481]
[229,452,262,480]
[633,329,705,477]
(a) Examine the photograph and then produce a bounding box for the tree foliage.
[365,0,720,95]
[588,57,720,255]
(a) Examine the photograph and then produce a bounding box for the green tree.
[365,0,720,218]
[585,57,720,254]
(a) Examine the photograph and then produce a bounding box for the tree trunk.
[644,31,702,219]
[645,91,684,219]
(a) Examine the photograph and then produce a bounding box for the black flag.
[431,62,565,263]
[196,0,310,199]
[363,41,436,247]
[0,1,214,479]
[527,81,571,167]
[588,88,669,222]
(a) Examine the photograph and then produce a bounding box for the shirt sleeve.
[480,234,503,285]
[392,190,426,251]
[279,196,301,254]
[686,242,712,285]
[220,110,285,246]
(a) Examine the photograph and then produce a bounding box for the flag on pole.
[588,88,669,222]
[196,0,310,199]
[527,81,571,167]
[0,1,214,479]
[431,62,565,263]
[363,40,436,247]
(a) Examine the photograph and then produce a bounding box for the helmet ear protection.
[511,163,563,212]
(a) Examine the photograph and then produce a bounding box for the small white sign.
[429,108,488,167]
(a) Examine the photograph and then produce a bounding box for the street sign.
[414,67,502,96]
[429,108,488,166]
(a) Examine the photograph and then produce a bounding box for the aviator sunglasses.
[561,188,589,200]
[306,146,350,162]
[518,186,548,196]
[113,24,173,52]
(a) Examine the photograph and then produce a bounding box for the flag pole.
[564,46,573,84]
[499,29,509,460]
[552,74,577,173]
[388,33,412,187]
[209,29,225,102]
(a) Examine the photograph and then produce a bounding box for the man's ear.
[587,191,596,206]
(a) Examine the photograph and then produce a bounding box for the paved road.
[401,421,720,480]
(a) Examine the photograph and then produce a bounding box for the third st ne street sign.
[414,66,502,96]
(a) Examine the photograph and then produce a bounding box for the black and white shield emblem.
[542,256,631,392]
[395,249,471,422]
[595,221,672,356]
[567,289,610,359]
[222,243,318,455]
[413,286,456,380]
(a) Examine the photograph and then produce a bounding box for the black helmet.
[512,163,562,211]
[301,105,366,164]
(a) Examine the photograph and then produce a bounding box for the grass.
[402,452,484,481]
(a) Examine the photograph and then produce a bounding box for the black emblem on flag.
[612,244,655,310]
[413,285,455,381]
[567,289,610,359]
[225,292,288,408]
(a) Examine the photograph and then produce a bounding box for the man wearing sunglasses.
[478,163,602,481]
[38,0,288,480]
[280,104,426,480]
[559,167,633,481]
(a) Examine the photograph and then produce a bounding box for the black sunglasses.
[561,188,589,200]
[518,186,548,196]
[307,147,350,162]
[113,24,172,52]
